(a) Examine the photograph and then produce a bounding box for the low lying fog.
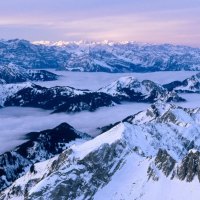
[0,103,150,154]
[1,71,200,154]
[35,70,197,90]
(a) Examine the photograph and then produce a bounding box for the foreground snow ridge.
[2,103,200,199]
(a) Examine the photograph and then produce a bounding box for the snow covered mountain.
[0,77,184,112]
[0,64,58,84]
[1,39,200,72]
[0,83,116,112]
[0,123,90,192]
[99,76,184,103]
[0,39,70,69]
[2,103,200,199]
[62,42,200,72]
[163,72,200,93]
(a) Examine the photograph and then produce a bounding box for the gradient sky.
[0,0,200,46]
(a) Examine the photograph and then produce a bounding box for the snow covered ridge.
[0,64,58,84]
[0,122,90,192]
[0,76,184,112]
[99,76,184,103]
[0,83,116,113]
[163,72,200,93]
[2,103,200,199]
[1,39,200,72]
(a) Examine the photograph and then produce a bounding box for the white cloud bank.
[0,71,200,154]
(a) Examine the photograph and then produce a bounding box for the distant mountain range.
[2,103,200,199]
[0,39,200,72]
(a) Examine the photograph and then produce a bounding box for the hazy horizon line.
[1,38,200,48]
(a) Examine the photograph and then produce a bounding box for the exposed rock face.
[123,103,199,126]
[148,149,176,181]
[0,123,89,192]
[3,103,200,199]
[1,138,128,200]
[176,150,200,182]
[148,149,200,184]
[29,141,127,200]
[154,149,176,177]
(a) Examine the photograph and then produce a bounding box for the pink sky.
[0,0,200,46]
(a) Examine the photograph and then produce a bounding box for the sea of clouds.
[1,71,200,154]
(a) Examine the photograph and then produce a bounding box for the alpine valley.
[1,39,200,200]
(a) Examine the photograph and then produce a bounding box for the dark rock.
[0,123,89,192]
[154,149,176,177]
[177,150,200,182]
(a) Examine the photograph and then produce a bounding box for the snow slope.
[99,76,183,103]
[2,103,200,199]
[94,152,200,200]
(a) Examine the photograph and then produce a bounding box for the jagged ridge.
[2,103,200,199]
[0,77,185,113]
[0,123,90,192]
[163,72,200,93]
[1,39,200,72]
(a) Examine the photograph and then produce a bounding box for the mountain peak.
[99,77,184,103]
[0,39,200,72]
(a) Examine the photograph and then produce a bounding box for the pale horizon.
[0,0,200,47]
[1,38,199,48]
